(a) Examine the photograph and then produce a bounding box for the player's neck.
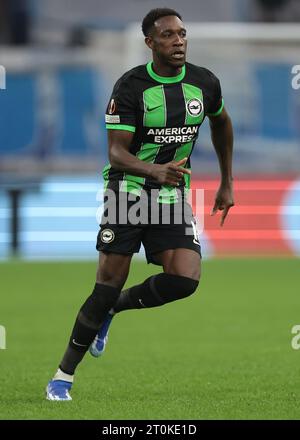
[151,60,183,78]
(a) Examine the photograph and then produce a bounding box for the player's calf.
[114,273,199,313]
[89,274,198,358]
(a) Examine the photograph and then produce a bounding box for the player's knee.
[96,253,130,289]
[163,256,201,282]
[166,267,201,283]
[80,283,121,327]
[92,283,120,308]
[168,274,199,298]
[96,266,127,289]
[155,273,199,303]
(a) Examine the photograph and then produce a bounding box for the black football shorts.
[96,190,201,265]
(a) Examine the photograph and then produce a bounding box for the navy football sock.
[59,283,120,375]
[113,273,198,313]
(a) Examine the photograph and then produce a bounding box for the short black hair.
[142,8,182,37]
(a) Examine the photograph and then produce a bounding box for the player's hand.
[211,184,234,226]
[150,158,191,186]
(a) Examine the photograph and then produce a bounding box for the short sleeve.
[206,74,224,117]
[105,77,136,132]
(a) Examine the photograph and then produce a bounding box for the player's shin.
[59,283,120,375]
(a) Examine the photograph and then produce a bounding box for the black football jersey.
[103,61,223,203]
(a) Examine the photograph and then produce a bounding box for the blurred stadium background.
[0,0,300,420]
[0,0,299,259]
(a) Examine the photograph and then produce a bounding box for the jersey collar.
[146,62,186,84]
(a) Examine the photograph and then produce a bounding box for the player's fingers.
[167,169,183,179]
[173,170,183,178]
[165,175,182,186]
[169,157,191,175]
[210,200,219,216]
[220,205,231,227]
[174,157,187,167]
[168,180,181,187]
[169,165,191,175]
[178,166,191,175]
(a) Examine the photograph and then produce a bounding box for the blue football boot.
[89,313,114,357]
[46,380,72,401]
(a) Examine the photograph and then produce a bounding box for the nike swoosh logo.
[72,339,88,347]
[146,105,161,112]
[138,298,146,307]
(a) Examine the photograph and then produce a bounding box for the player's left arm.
[208,106,234,226]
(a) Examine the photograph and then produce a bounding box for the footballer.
[46,8,234,401]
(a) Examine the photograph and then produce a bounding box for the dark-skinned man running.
[46,8,234,401]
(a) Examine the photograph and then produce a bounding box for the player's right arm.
[108,129,190,187]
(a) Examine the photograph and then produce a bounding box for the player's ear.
[145,36,153,50]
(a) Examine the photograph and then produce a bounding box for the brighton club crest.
[186,98,203,117]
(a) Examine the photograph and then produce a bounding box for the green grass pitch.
[0,258,300,420]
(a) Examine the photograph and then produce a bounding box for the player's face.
[146,16,187,68]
